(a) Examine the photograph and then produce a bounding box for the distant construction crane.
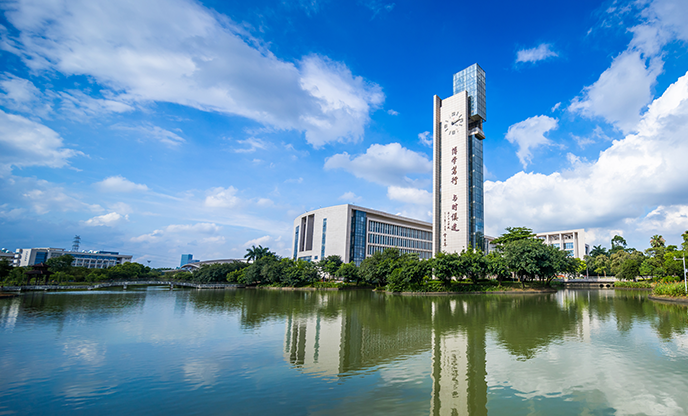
[72,235,81,252]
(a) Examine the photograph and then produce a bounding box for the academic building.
[433,63,487,255]
[14,247,133,269]
[292,204,433,265]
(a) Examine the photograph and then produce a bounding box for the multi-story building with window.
[15,248,133,268]
[535,229,589,259]
[292,204,433,266]
[433,63,487,255]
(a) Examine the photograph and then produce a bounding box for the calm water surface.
[1,288,687,415]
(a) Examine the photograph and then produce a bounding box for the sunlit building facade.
[292,204,433,266]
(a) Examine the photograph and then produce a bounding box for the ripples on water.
[1,288,687,415]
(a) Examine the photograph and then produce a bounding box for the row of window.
[367,220,431,241]
[367,233,432,251]
[367,245,432,259]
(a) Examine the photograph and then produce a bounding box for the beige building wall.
[433,91,470,255]
[535,229,589,259]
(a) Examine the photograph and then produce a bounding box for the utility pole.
[674,254,687,295]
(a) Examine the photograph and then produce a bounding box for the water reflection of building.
[282,297,488,416]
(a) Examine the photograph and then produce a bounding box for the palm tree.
[244,245,259,263]
[244,245,273,263]
[650,235,665,248]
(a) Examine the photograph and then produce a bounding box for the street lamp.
[673,254,687,295]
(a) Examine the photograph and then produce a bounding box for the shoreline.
[648,294,688,305]
[389,288,558,296]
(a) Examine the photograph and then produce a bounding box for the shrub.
[653,282,687,297]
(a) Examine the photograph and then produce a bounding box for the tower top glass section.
[453,63,486,122]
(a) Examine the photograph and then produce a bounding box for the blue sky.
[1,0,688,267]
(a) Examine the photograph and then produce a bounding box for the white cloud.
[0,109,82,176]
[95,176,149,193]
[339,191,362,202]
[57,90,134,119]
[22,184,101,215]
[244,235,272,247]
[113,123,185,146]
[204,186,240,208]
[504,115,558,168]
[635,205,688,234]
[387,186,432,206]
[569,51,662,133]
[83,212,129,226]
[234,137,267,153]
[418,131,432,147]
[131,222,221,243]
[1,0,383,147]
[387,109,399,116]
[551,102,561,112]
[486,70,688,244]
[516,43,558,64]
[324,143,431,187]
[0,73,51,116]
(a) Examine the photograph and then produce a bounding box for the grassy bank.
[652,282,688,298]
[391,280,558,293]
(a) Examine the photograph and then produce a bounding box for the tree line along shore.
[2,228,687,298]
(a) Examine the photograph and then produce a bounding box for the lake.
[1,288,687,415]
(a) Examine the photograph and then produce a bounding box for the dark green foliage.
[335,262,360,283]
[319,255,343,279]
[46,255,74,273]
[192,261,247,283]
[386,255,430,292]
[491,227,535,247]
[244,245,274,262]
[486,252,510,282]
[359,248,407,287]
[432,251,461,284]
[0,259,12,280]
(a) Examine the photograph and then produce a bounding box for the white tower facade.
[433,64,486,255]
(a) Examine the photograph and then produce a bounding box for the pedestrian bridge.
[1,281,244,292]
[555,278,617,288]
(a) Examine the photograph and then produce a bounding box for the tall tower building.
[433,64,486,255]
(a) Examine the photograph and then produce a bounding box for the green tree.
[359,248,406,287]
[457,246,487,281]
[491,227,536,247]
[431,251,461,285]
[650,234,666,248]
[283,259,319,287]
[588,245,608,258]
[502,238,560,287]
[610,235,628,253]
[244,245,273,263]
[486,251,510,283]
[613,250,645,280]
[319,255,343,279]
[46,254,74,273]
[0,259,12,281]
[386,255,430,292]
[335,263,360,283]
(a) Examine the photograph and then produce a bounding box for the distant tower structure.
[72,235,81,252]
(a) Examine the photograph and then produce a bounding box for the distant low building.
[180,254,199,268]
[0,248,15,264]
[15,248,133,269]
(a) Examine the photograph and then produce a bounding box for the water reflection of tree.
[650,302,688,340]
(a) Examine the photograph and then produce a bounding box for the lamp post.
[674,254,687,295]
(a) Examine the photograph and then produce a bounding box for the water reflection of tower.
[284,313,345,377]
[430,299,487,416]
